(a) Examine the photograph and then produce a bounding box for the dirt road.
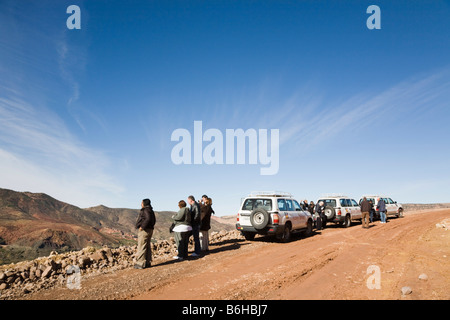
[24,209,449,300]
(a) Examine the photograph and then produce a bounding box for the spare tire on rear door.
[250,208,270,230]
[324,206,336,220]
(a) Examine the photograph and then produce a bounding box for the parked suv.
[316,194,362,228]
[359,195,404,219]
[236,191,313,242]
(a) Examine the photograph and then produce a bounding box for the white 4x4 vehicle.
[359,195,404,219]
[316,194,362,228]
[236,191,313,242]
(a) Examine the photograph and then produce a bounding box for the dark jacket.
[360,199,370,212]
[377,199,386,212]
[190,201,201,226]
[136,206,156,230]
[173,207,191,227]
[315,203,324,215]
[200,204,213,231]
[308,204,315,215]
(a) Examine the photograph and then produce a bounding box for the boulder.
[41,266,53,278]
[401,286,412,295]
[78,256,92,268]
[418,273,428,281]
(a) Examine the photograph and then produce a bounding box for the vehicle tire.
[242,232,256,241]
[324,206,335,220]
[304,219,313,237]
[250,208,270,230]
[342,214,351,228]
[398,208,404,218]
[278,223,291,243]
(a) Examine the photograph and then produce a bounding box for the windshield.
[242,198,273,211]
[318,199,337,207]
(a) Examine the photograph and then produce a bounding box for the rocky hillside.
[0,230,244,300]
[0,188,233,265]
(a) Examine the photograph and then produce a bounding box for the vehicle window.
[388,198,394,204]
[340,199,347,207]
[293,200,301,210]
[285,199,295,211]
[383,198,389,204]
[242,199,272,211]
[318,199,336,207]
[277,199,287,211]
[351,199,358,207]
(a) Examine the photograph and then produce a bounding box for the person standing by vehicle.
[315,201,325,230]
[135,199,156,269]
[360,197,371,228]
[377,198,387,224]
[302,200,309,211]
[188,195,202,257]
[369,200,375,223]
[308,201,315,226]
[200,197,213,252]
[172,200,192,260]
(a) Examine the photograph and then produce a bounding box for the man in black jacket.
[187,195,201,257]
[135,198,156,269]
[360,197,371,229]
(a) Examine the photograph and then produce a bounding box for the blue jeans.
[380,211,386,223]
[191,224,201,254]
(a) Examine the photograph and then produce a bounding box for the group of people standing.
[134,195,214,269]
[360,197,387,228]
[300,200,326,230]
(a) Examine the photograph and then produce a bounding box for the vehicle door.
[293,199,307,228]
[351,199,361,219]
[285,199,299,229]
[340,199,350,217]
[382,198,391,215]
[387,198,396,215]
[277,199,288,226]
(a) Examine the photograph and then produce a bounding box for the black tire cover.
[250,208,270,230]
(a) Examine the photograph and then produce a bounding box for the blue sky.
[0,0,449,215]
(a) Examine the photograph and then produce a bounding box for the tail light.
[272,214,279,224]
[337,209,342,216]
[237,213,240,222]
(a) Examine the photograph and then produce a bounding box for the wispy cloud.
[0,91,125,207]
[0,2,124,207]
[261,68,450,150]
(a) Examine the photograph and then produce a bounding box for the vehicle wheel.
[250,208,270,230]
[278,223,291,243]
[242,232,256,241]
[304,219,313,237]
[398,208,404,218]
[342,214,351,228]
[324,206,335,220]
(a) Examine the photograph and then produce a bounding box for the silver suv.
[317,194,362,228]
[236,191,313,242]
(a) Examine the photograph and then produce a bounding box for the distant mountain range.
[0,188,233,265]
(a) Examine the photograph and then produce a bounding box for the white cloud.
[0,92,125,208]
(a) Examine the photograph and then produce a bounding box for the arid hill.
[0,188,232,265]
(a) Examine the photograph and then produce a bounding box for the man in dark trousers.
[135,198,156,269]
[315,201,325,230]
[360,197,371,228]
[187,195,201,257]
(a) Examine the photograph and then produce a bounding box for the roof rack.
[320,193,348,198]
[249,191,293,198]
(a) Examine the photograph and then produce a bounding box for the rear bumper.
[236,223,284,235]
